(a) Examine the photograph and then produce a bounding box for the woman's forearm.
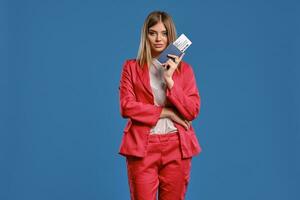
[160,107,191,130]
[160,107,173,118]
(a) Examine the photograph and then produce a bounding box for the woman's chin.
[153,48,165,55]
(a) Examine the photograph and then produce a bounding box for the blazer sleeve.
[166,64,201,121]
[119,60,163,126]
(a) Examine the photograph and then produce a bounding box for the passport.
[157,34,192,65]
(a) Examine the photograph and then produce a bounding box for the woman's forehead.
[149,22,167,32]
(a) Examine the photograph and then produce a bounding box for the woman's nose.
[156,34,162,41]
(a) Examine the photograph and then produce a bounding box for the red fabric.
[126,133,192,200]
[119,59,202,158]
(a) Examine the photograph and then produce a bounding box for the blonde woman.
[118,11,202,200]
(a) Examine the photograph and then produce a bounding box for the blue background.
[1,0,299,199]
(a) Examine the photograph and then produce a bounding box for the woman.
[118,11,202,200]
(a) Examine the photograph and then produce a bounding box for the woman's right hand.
[161,107,191,130]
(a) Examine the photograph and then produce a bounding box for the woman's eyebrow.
[149,29,167,33]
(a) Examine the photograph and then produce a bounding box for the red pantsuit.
[119,59,202,200]
[126,133,191,200]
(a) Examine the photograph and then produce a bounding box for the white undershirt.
[149,59,178,134]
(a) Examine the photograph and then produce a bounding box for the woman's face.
[147,21,168,57]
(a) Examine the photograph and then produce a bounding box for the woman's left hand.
[162,53,185,88]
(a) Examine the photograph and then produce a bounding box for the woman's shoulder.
[180,60,194,72]
[121,59,194,73]
[122,58,139,69]
[123,58,138,65]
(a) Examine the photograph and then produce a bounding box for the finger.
[167,59,176,66]
[184,120,190,129]
[167,54,180,63]
[167,58,174,63]
[186,120,191,128]
[181,121,188,130]
[178,119,188,130]
[163,62,171,70]
[185,124,189,130]
[179,53,185,59]
[165,60,174,68]
[162,63,171,70]
[179,53,185,61]
[167,54,177,58]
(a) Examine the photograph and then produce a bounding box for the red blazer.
[118,59,202,158]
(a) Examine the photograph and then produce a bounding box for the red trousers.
[126,132,192,200]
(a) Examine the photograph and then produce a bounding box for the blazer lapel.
[136,62,154,99]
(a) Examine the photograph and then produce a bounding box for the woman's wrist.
[164,77,174,89]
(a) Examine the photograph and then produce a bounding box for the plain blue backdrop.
[1,0,299,199]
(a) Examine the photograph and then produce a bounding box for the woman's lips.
[154,44,164,48]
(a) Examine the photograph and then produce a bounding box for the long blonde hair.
[137,11,181,70]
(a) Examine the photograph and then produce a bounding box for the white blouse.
[149,59,178,134]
